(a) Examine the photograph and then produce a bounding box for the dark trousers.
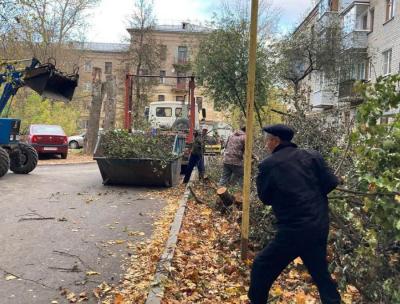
[183,154,204,183]
[248,227,341,304]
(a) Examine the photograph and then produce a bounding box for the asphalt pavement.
[0,163,165,303]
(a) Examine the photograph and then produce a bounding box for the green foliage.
[9,92,79,135]
[333,75,400,302]
[99,130,177,161]
[195,17,275,127]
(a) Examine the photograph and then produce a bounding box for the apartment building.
[296,0,400,115]
[74,22,223,130]
[126,22,223,122]
[76,42,129,129]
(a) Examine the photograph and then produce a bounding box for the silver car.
[68,132,85,149]
[68,129,104,149]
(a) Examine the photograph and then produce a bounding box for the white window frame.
[84,60,92,73]
[382,49,392,75]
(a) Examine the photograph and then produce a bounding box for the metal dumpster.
[94,133,185,187]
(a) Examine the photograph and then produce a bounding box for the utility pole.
[241,0,259,260]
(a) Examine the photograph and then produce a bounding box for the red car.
[27,124,68,159]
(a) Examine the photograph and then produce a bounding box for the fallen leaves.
[5,274,17,281]
[100,186,185,304]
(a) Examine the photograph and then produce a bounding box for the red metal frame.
[124,74,196,140]
[124,74,133,132]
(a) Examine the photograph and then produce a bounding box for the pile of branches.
[99,130,177,161]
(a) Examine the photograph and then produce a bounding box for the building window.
[105,62,112,74]
[159,70,166,84]
[158,95,165,101]
[84,60,92,73]
[177,72,186,89]
[176,96,184,101]
[362,13,368,29]
[155,107,172,117]
[83,82,91,91]
[382,49,392,75]
[356,62,366,80]
[196,97,203,110]
[177,46,188,64]
[370,8,375,31]
[366,58,372,80]
[385,0,395,22]
[160,45,167,61]
[175,107,182,117]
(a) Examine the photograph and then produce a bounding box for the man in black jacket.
[248,124,341,304]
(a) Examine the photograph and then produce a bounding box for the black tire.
[0,147,10,178]
[172,118,189,131]
[69,141,79,149]
[9,143,38,174]
[61,153,68,159]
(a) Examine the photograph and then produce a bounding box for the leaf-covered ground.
[162,183,361,304]
[100,185,186,304]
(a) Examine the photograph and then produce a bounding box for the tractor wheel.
[10,143,38,174]
[171,118,189,131]
[0,147,10,178]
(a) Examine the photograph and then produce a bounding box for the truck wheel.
[172,118,189,131]
[10,143,38,174]
[0,147,10,178]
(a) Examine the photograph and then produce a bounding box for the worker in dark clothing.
[249,124,341,304]
[182,130,205,183]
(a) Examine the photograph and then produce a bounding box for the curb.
[145,183,191,304]
[37,161,96,166]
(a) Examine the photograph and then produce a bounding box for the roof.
[127,22,211,34]
[76,42,130,53]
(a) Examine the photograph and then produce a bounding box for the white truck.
[145,101,200,130]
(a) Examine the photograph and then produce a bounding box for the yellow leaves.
[271,286,284,297]
[295,291,306,304]
[86,271,100,276]
[395,195,400,203]
[5,274,17,280]
[293,257,303,265]
[113,293,124,304]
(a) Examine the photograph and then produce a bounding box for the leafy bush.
[99,130,177,161]
[10,92,80,135]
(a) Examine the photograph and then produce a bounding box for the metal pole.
[241,0,259,260]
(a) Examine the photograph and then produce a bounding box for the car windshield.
[31,125,65,135]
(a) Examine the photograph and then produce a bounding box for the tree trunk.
[103,75,117,131]
[217,187,236,207]
[84,68,105,155]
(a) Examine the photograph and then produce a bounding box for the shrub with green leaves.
[99,130,177,161]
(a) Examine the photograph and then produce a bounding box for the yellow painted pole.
[241,0,259,260]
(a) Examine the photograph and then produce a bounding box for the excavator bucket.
[23,63,79,102]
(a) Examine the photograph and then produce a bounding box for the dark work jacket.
[256,143,339,231]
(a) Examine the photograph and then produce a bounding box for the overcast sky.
[86,0,313,43]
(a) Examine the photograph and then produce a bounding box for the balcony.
[311,90,336,108]
[338,79,363,104]
[339,0,369,14]
[172,81,187,93]
[174,56,190,65]
[316,11,340,32]
[342,30,368,50]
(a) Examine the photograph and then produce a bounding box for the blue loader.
[0,58,79,178]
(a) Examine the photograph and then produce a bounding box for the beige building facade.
[74,23,223,130]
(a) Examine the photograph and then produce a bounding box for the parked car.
[27,124,68,159]
[68,129,104,149]
[68,132,85,149]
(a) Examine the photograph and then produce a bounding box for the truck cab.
[145,101,199,130]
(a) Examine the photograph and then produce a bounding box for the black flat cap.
[263,124,294,141]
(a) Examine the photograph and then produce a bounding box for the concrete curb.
[145,183,191,304]
[37,161,96,166]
